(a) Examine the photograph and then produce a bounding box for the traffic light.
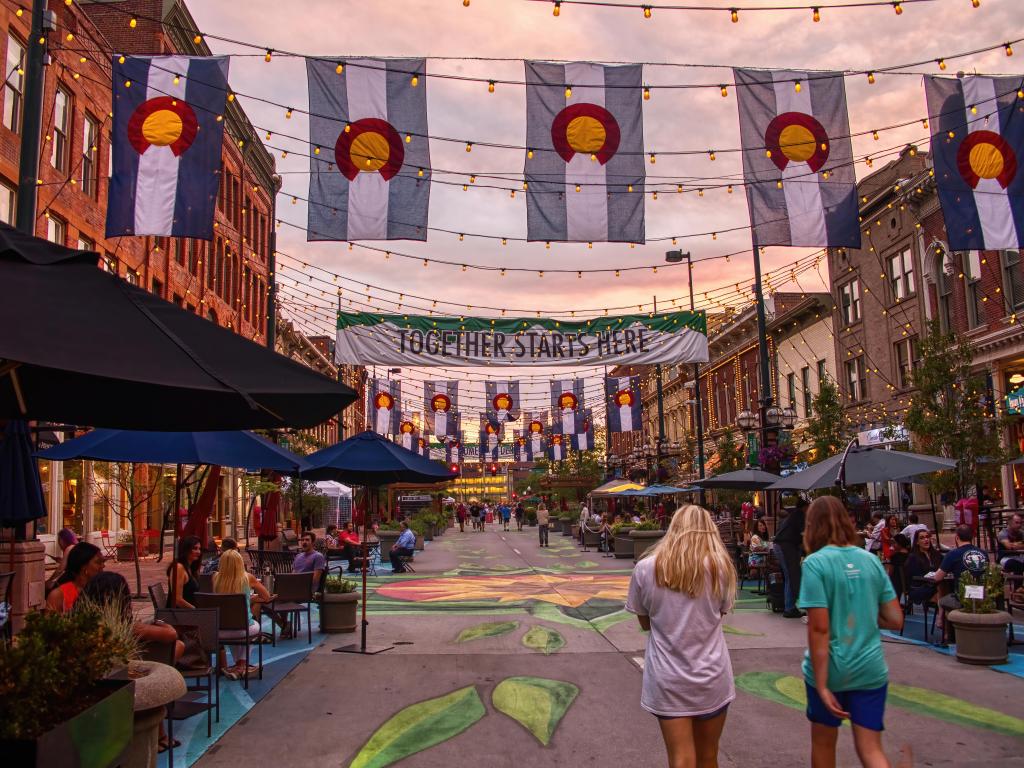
[489,463,498,476]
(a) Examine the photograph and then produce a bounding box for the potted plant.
[320,575,359,633]
[376,520,402,554]
[526,507,537,526]
[611,521,636,559]
[408,517,427,550]
[948,564,1011,665]
[629,519,666,561]
[114,531,135,562]
[560,515,575,536]
[0,607,136,768]
[549,515,563,533]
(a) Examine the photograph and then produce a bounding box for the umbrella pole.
[169,463,181,609]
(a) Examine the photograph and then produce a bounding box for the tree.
[805,376,849,464]
[284,479,328,528]
[904,321,1008,497]
[714,429,746,475]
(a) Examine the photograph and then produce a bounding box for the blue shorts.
[805,683,887,731]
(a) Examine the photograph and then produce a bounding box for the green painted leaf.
[889,683,1024,739]
[735,672,804,713]
[723,624,765,636]
[492,676,579,745]
[522,625,566,655]
[349,685,485,768]
[456,621,519,643]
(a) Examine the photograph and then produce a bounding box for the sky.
[187,0,1022,427]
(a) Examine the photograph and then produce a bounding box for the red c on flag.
[614,389,635,407]
[400,420,415,434]
[335,118,405,181]
[374,391,395,410]
[127,97,199,157]
[528,420,544,434]
[493,393,513,412]
[431,393,452,412]
[957,130,1017,189]
[765,112,830,173]
[551,103,620,165]
[558,392,579,411]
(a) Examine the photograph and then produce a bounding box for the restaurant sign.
[1006,386,1024,416]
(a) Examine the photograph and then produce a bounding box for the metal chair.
[139,638,213,767]
[99,530,117,558]
[148,581,168,612]
[194,592,262,689]
[267,572,315,644]
[0,571,14,646]
[198,573,215,593]
[155,607,221,733]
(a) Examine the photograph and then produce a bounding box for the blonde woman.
[213,550,270,679]
[625,505,737,768]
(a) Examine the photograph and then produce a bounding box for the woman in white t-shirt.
[626,504,737,767]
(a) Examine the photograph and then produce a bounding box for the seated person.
[389,520,416,574]
[338,522,362,573]
[904,529,943,606]
[46,542,104,614]
[213,549,274,677]
[997,512,1024,568]
[932,524,988,638]
[292,532,326,591]
[83,571,184,661]
[201,537,237,575]
[888,533,911,603]
[323,525,339,550]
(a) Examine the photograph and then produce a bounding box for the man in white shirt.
[900,512,928,547]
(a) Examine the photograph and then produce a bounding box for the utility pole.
[15,1,52,236]
[603,364,613,479]
[653,295,665,477]
[751,238,773,469]
[686,253,707,507]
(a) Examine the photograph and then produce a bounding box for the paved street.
[175,526,1024,768]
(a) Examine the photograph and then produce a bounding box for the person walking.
[536,501,550,547]
[456,502,467,533]
[625,505,736,768]
[799,496,904,768]
[514,501,524,531]
[773,497,808,618]
[500,500,512,531]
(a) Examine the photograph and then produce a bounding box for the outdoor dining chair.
[194,592,263,689]
[155,607,221,732]
[99,530,117,558]
[267,572,315,644]
[148,582,168,612]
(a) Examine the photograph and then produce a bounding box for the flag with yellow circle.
[107,55,229,238]
[525,61,645,243]
[734,68,860,248]
[307,57,429,241]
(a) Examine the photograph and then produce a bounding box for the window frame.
[786,372,796,408]
[964,250,984,329]
[801,366,813,417]
[887,247,916,302]
[844,355,867,402]
[838,279,862,326]
[1002,249,1024,312]
[51,83,72,172]
[3,34,25,133]
[81,112,99,198]
[46,213,66,245]
[0,176,15,225]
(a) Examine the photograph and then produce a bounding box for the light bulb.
[698,188,704,197]
[285,107,293,119]
[173,75,180,85]
[1006,43,1014,57]
[129,17,137,28]
[405,133,411,143]
[565,85,572,98]
[972,0,980,6]
[677,184,683,193]
[553,1,561,16]
[709,150,716,161]
[336,63,344,74]
[463,0,470,5]
[643,5,652,18]
[264,49,272,63]
[872,130,879,140]
[720,84,728,97]
[575,184,581,192]
[649,153,656,164]
[937,58,947,70]
[893,2,903,14]
[417,168,424,177]
[465,142,472,152]
[730,8,739,22]
[470,175,476,183]
[812,7,820,21]
[627,184,634,192]
[527,148,534,159]
[488,80,495,93]
[794,80,802,93]
[194,35,202,44]
[411,74,419,86]
[867,72,875,84]
[643,86,650,100]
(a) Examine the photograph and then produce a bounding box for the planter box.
[3,678,134,768]
[561,521,574,536]
[424,528,434,542]
[613,528,635,558]
[583,529,602,548]
[376,531,400,555]
[114,543,135,562]
[571,524,581,539]
[949,609,1011,665]
[630,529,666,561]
[320,592,359,633]
[550,519,563,533]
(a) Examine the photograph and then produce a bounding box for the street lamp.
[765,405,784,428]
[737,409,758,432]
[781,406,797,430]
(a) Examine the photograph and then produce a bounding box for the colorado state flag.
[107,55,228,239]
[605,375,641,433]
[925,75,1024,250]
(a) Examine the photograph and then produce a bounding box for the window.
[101,252,116,273]
[4,35,25,132]
[77,235,94,252]
[81,113,98,197]
[894,336,920,389]
[786,372,796,407]
[844,356,867,402]
[965,250,984,328]
[816,359,827,385]
[887,247,915,301]
[189,240,201,275]
[174,238,185,266]
[0,177,15,224]
[839,279,861,325]
[1003,250,1024,312]
[801,366,812,417]
[125,268,140,286]
[151,278,163,298]
[46,214,66,245]
[937,248,955,333]
[51,85,71,171]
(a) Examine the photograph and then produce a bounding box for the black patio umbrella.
[0,224,356,430]
[0,420,45,528]
[692,468,782,491]
[767,446,957,491]
[302,430,458,653]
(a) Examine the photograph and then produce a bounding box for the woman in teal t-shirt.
[798,496,904,768]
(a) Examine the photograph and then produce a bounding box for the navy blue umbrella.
[302,430,458,486]
[36,429,309,473]
[0,420,46,526]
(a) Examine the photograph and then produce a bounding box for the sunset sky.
[188,0,1022,421]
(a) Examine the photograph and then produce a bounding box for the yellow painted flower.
[378,573,628,608]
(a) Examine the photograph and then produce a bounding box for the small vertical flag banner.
[513,431,530,463]
[307,57,430,241]
[369,378,401,435]
[551,379,585,434]
[733,68,860,248]
[525,61,645,243]
[925,75,1024,250]
[548,433,567,462]
[107,55,229,238]
[605,375,642,433]
[397,412,417,451]
[445,432,463,465]
[424,381,459,438]
[485,380,521,423]
[479,415,502,461]
[572,409,595,451]
[524,411,548,460]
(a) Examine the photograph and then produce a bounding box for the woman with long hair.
[800,497,904,768]
[167,535,202,609]
[213,549,269,679]
[625,505,737,768]
[46,542,103,613]
[904,529,943,606]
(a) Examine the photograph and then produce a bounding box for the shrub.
[324,575,357,594]
[633,519,662,531]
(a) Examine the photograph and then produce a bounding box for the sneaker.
[782,609,805,619]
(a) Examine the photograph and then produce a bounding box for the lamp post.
[652,296,666,472]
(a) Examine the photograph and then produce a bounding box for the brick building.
[827,145,1024,505]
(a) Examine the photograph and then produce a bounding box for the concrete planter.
[583,529,602,548]
[320,591,359,633]
[550,519,563,533]
[123,661,186,768]
[414,534,424,551]
[115,543,135,562]
[613,528,635,558]
[629,529,666,561]
[948,609,1011,665]
[560,521,574,536]
[376,531,400,554]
